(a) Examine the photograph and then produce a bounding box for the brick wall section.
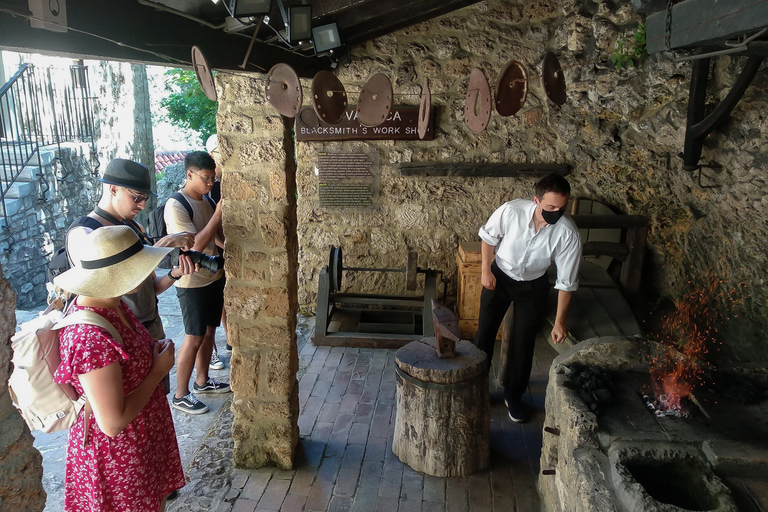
[217,73,300,469]
[0,267,46,511]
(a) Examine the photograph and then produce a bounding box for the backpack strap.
[55,310,124,448]
[170,192,194,222]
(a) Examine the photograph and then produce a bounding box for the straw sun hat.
[54,225,172,298]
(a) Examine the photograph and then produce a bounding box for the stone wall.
[0,146,100,308]
[293,0,768,368]
[216,74,300,469]
[0,267,46,511]
[215,0,768,469]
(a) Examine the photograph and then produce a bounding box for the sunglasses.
[128,190,150,204]
[190,169,219,184]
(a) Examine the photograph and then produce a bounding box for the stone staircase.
[0,146,55,229]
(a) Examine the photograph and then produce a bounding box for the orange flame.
[646,265,745,412]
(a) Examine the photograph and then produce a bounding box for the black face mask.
[541,207,566,225]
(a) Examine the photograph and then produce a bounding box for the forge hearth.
[539,337,768,512]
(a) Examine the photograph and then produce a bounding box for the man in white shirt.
[475,174,582,423]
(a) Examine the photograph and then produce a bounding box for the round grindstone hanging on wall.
[191,46,217,102]
[418,77,432,140]
[495,60,528,116]
[357,73,393,127]
[464,68,492,133]
[311,70,348,125]
[265,63,303,118]
[542,52,567,106]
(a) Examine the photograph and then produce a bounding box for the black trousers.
[473,261,549,401]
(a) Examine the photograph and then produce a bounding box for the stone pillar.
[0,264,46,510]
[217,73,299,469]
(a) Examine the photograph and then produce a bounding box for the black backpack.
[47,216,105,282]
[146,192,216,240]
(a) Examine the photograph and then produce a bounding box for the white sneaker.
[209,350,225,370]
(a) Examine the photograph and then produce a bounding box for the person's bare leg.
[158,497,168,512]
[194,326,216,386]
[175,334,203,398]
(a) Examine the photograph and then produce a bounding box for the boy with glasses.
[164,151,230,414]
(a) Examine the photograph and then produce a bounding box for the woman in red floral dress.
[53,225,189,511]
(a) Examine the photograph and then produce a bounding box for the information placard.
[317,152,378,208]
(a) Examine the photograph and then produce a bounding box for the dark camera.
[170,248,224,273]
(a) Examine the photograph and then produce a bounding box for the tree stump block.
[393,337,490,477]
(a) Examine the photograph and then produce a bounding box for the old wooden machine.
[313,246,442,348]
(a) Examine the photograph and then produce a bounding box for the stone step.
[0,146,55,167]
[1,164,42,183]
[1,181,35,199]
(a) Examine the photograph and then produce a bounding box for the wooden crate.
[456,242,502,341]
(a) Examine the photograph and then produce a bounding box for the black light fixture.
[229,0,271,17]
[287,5,312,43]
[312,22,342,53]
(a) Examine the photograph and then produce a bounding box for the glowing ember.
[644,266,744,416]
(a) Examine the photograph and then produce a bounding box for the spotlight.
[288,5,312,43]
[312,22,342,53]
[228,0,271,17]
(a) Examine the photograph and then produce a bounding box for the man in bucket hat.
[66,159,196,364]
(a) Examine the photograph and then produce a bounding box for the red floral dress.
[54,301,185,512]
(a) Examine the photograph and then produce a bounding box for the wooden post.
[393,338,490,477]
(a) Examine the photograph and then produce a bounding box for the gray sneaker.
[209,350,225,370]
[193,378,231,394]
[172,393,209,415]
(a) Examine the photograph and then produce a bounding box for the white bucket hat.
[54,226,173,298]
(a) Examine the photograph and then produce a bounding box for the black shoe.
[167,490,179,500]
[172,393,209,414]
[505,398,527,423]
[193,378,231,394]
[226,343,233,353]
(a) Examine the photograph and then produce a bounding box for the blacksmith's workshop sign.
[296,106,433,141]
[317,151,379,208]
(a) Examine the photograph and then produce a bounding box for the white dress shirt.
[478,198,582,292]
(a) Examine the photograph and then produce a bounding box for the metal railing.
[0,62,95,227]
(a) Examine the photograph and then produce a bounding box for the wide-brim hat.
[54,225,172,298]
[98,158,157,197]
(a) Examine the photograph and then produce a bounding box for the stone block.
[270,253,289,283]
[241,139,286,167]
[224,243,243,280]
[219,112,254,135]
[222,172,258,201]
[226,285,265,319]
[263,287,291,318]
[230,351,260,396]
[270,168,288,204]
[258,213,288,248]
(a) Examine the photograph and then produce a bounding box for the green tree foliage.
[160,68,217,144]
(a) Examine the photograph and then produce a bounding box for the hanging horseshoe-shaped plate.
[311,70,348,125]
[464,68,492,133]
[542,52,567,106]
[495,60,528,116]
[418,77,432,140]
[357,73,393,127]
[191,46,217,102]
[265,63,303,118]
